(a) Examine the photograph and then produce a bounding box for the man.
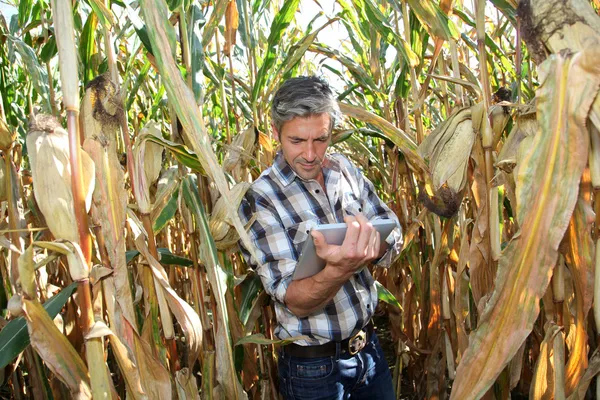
[238,76,402,399]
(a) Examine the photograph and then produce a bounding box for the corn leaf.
[7,36,51,112]
[201,0,229,48]
[406,0,458,40]
[0,283,77,369]
[23,298,92,399]
[375,281,402,310]
[181,175,247,400]
[251,0,300,102]
[339,102,428,176]
[450,45,600,400]
[79,12,98,85]
[141,132,206,175]
[235,333,311,346]
[188,4,205,104]
[563,197,595,395]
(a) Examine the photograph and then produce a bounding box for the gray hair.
[271,76,342,134]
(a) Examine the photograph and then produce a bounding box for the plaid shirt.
[238,151,402,345]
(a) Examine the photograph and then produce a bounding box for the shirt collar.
[271,151,341,187]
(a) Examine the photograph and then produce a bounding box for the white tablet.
[292,219,397,281]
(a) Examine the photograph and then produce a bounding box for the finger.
[371,231,381,260]
[311,230,326,256]
[341,216,360,251]
[354,214,373,258]
[366,228,378,260]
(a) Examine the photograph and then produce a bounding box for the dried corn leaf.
[182,176,246,400]
[529,322,561,399]
[496,102,537,173]
[82,137,136,338]
[23,298,92,399]
[223,0,238,56]
[340,102,428,176]
[176,368,200,400]
[27,115,95,243]
[567,349,600,400]
[131,221,202,367]
[134,323,171,399]
[450,45,600,400]
[105,322,147,400]
[139,0,259,266]
[563,198,595,395]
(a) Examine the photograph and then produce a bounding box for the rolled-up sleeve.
[238,190,295,304]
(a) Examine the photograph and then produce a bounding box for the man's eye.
[291,140,301,144]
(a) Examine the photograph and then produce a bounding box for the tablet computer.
[292,219,397,281]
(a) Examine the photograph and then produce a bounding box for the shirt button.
[366,304,371,309]
[315,189,320,194]
[358,207,362,212]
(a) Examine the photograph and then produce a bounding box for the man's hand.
[284,214,385,318]
[311,213,381,279]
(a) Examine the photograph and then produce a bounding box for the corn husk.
[209,182,250,242]
[81,73,120,152]
[133,121,164,214]
[496,102,537,173]
[223,126,257,173]
[26,114,95,243]
[7,293,23,317]
[419,106,474,192]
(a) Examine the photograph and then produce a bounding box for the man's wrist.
[319,263,351,284]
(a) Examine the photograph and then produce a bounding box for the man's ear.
[271,122,280,142]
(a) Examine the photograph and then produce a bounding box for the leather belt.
[282,321,374,358]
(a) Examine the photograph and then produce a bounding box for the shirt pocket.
[285,220,317,258]
[342,194,364,217]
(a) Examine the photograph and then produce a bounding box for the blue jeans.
[278,333,395,400]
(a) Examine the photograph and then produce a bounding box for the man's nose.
[304,142,316,161]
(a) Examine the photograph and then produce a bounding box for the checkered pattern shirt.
[238,151,402,346]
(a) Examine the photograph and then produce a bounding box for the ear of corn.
[27,115,95,243]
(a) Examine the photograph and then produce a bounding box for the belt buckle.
[348,329,367,355]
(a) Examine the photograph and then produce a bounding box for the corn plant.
[0,0,600,399]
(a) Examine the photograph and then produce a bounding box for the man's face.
[273,113,331,180]
[274,113,331,182]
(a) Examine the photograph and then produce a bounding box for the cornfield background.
[0,0,600,398]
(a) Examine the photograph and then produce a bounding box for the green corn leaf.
[79,12,98,85]
[126,248,194,267]
[406,0,459,40]
[251,0,301,103]
[7,35,51,112]
[152,186,179,233]
[84,0,116,28]
[188,4,205,104]
[39,35,57,63]
[126,3,154,56]
[362,0,419,67]
[0,283,77,369]
[239,274,262,325]
[375,281,402,310]
[126,60,151,110]
[140,134,207,175]
[18,0,33,28]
